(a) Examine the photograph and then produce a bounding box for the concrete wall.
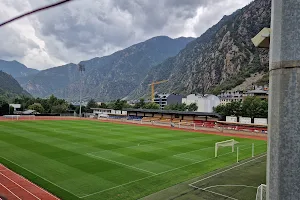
[239,117,252,124]
[226,116,237,122]
[182,94,220,112]
[167,94,184,105]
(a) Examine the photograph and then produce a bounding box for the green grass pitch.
[0,120,267,200]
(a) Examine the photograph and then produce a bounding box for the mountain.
[128,0,271,99]
[0,60,39,78]
[0,71,31,100]
[19,36,194,101]
[17,63,78,98]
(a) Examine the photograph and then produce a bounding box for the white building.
[182,94,220,113]
[91,108,127,118]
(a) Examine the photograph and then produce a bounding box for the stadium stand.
[127,116,143,121]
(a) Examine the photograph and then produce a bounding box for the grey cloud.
[0,0,252,69]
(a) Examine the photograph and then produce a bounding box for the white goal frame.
[4,115,20,120]
[178,122,196,130]
[256,184,266,200]
[215,139,237,157]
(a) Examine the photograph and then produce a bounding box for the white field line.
[174,146,213,156]
[173,155,199,162]
[189,153,266,186]
[86,135,214,155]
[2,164,61,200]
[79,147,252,198]
[0,173,41,200]
[86,153,157,175]
[0,156,80,199]
[203,184,257,190]
[0,182,22,200]
[172,143,258,162]
[190,184,238,200]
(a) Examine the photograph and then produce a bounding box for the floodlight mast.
[78,64,85,117]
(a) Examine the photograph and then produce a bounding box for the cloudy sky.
[0,0,252,70]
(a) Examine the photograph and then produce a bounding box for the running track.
[0,164,59,200]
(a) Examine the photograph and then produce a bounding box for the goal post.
[256,184,266,200]
[215,139,238,157]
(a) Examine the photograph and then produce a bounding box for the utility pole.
[78,64,85,118]
[267,0,300,199]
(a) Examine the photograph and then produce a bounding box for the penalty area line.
[79,148,249,198]
[189,153,266,186]
[190,184,238,200]
[86,153,157,175]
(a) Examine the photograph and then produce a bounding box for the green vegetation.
[0,120,267,200]
[214,96,268,118]
[164,103,198,111]
[0,99,9,115]
[256,73,269,86]
[0,71,31,101]
[133,99,160,109]
[28,103,44,113]
[12,94,70,114]
[143,102,160,109]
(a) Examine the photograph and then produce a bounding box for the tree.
[134,99,146,109]
[51,104,68,114]
[86,99,98,113]
[187,103,198,111]
[242,97,264,118]
[164,103,187,111]
[0,100,9,115]
[143,102,160,109]
[75,106,86,114]
[28,103,45,113]
[112,99,132,110]
[163,104,176,110]
[99,103,108,109]
[214,96,268,119]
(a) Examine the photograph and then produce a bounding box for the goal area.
[215,139,239,157]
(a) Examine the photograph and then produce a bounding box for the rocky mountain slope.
[0,71,31,100]
[128,0,271,99]
[0,60,39,78]
[19,36,194,101]
[17,63,78,98]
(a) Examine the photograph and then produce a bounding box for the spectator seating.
[127,116,143,121]
[142,117,160,122]
[108,115,127,120]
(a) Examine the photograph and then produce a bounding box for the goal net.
[215,139,238,157]
[256,184,266,200]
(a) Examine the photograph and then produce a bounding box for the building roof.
[91,108,113,111]
[124,108,221,118]
[245,89,268,94]
[155,93,184,98]
[22,110,37,114]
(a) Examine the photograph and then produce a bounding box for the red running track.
[0,164,59,200]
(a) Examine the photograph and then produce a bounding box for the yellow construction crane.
[148,80,168,102]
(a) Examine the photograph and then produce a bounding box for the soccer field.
[0,120,267,200]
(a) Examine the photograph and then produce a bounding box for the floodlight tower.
[78,64,85,117]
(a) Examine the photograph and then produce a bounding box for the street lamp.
[78,64,85,117]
